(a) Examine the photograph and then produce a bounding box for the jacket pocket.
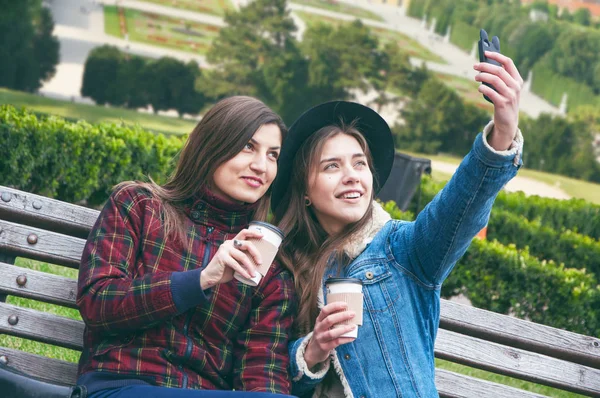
[349,260,399,313]
[93,334,135,357]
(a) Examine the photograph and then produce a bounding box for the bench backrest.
[1,185,599,396]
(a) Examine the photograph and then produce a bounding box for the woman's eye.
[355,160,367,167]
[244,143,253,151]
[324,163,339,170]
[269,151,279,160]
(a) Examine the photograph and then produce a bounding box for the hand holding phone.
[477,29,501,103]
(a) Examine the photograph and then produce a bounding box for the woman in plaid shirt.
[76,97,296,398]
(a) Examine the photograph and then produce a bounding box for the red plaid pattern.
[77,186,295,393]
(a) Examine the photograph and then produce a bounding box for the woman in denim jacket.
[271,52,524,397]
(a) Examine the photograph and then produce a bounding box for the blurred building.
[521,0,600,18]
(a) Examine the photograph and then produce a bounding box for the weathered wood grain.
[436,329,600,395]
[436,368,548,398]
[0,262,78,308]
[0,302,84,350]
[0,186,98,239]
[0,347,77,386]
[440,300,600,368]
[0,220,85,268]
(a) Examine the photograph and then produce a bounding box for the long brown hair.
[275,123,377,336]
[117,96,286,243]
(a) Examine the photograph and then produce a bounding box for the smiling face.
[306,133,374,235]
[211,123,282,204]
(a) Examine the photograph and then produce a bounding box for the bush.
[417,176,600,240]
[0,105,184,206]
[487,209,600,276]
[387,185,600,337]
[444,239,600,337]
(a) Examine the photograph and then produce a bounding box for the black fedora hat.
[271,100,395,213]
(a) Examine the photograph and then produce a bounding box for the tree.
[368,42,411,112]
[507,22,556,76]
[393,77,488,155]
[117,54,151,109]
[33,7,59,86]
[81,45,125,105]
[0,0,59,92]
[206,0,308,122]
[302,20,379,106]
[520,114,600,182]
[145,57,204,116]
[573,8,592,26]
[548,30,600,93]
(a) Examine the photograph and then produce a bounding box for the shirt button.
[365,271,374,280]
[344,354,351,360]
[191,211,200,220]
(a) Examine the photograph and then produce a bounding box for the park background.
[2,0,600,396]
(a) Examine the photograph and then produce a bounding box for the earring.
[305,198,312,206]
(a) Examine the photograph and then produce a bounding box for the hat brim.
[271,101,395,213]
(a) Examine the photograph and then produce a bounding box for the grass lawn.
[0,258,81,363]
[1,257,584,396]
[295,11,445,63]
[403,149,600,204]
[104,6,221,55]
[0,88,197,136]
[138,0,234,17]
[292,0,383,21]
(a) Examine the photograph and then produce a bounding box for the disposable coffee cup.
[233,221,284,286]
[325,278,364,339]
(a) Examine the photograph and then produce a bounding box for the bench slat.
[0,347,77,386]
[0,220,85,268]
[0,262,78,308]
[436,329,600,395]
[440,300,600,369]
[435,368,547,398]
[0,186,98,239]
[0,303,84,350]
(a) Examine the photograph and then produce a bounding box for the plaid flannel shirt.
[76,186,295,393]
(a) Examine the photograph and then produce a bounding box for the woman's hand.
[474,52,524,151]
[304,302,356,369]
[199,229,263,290]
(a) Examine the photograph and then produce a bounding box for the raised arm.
[390,53,524,286]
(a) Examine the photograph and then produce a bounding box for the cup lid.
[249,221,285,239]
[325,277,363,286]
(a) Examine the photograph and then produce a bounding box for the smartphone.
[478,29,501,103]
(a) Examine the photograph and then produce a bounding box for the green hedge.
[417,176,600,241]
[487,209,600,276]
[531,61,600,111]
[450,21,478,52]
[385,195,600,336]
[0,105,184,206]
[444,239,600,337]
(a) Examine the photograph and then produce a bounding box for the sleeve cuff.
[290,332,331,383]
[170,268,211,313]
[475,121,524,168]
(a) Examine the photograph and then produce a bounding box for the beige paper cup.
[325,278,364,338]
[233,221,284,286]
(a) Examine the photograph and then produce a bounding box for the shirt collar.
[185,188,259,233]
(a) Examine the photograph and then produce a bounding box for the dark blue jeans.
[89,386,296,398]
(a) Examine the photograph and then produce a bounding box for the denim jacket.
[289,123,523,398]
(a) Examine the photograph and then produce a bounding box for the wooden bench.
[1,185,599,397]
